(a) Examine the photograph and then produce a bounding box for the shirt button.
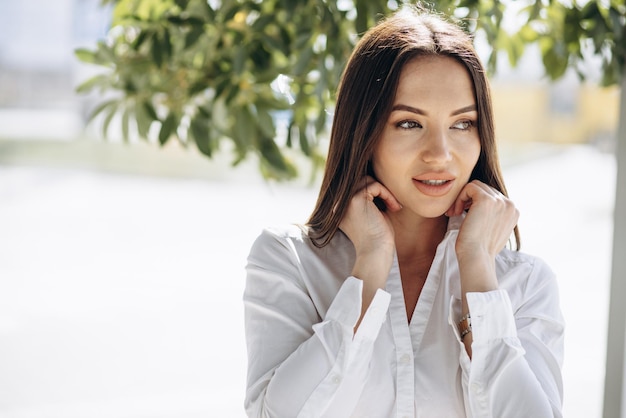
[399,353,411,364]
[470,382,481,393]
[331,375,341,384]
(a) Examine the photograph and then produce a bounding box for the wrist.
[351,250,393,289]
[457,252,498,293]
[458,313,472,341]
[455,245,493,262]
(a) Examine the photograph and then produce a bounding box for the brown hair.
[307,6,520,250]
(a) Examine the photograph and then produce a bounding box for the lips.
[418,179,450,186]
[412,173,455,197]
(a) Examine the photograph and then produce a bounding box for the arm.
[447,179,520,358]
[339,176,402,331]
[447,180,563,417]
[244,229,390,418]
[453,260,564,417]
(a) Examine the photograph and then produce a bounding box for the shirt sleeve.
[244,229,391,418]
[450,258,565,418]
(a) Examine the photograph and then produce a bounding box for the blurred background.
[0,0,622,417]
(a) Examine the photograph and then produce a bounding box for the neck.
[389,212,448,263]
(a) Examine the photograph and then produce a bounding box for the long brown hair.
[307,6,520,250]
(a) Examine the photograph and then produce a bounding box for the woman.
[244,7,564,417]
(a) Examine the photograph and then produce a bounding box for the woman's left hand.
[446,180,519,261]
[447,180,519,355]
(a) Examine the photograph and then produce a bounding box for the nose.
[421,127,452,164]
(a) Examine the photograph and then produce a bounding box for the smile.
[418,179,450,186]
[412,177,455,197]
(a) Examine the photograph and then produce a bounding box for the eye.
[451,120,475,131]
[396,120,422,130]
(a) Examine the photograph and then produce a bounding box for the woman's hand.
[446,180,519,355]
[339,177,401,328]
[446,180,519,292]
[339,176,401,257]
[446,180,519,259]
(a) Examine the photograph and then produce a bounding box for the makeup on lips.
[412,173,455,197]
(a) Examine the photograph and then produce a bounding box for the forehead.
[394,55,475,105]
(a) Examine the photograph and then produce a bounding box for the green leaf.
[162,28,172,60]
[252,14,274,31]
[355,0,369,34]
[292,46,315,76]
[233,45,246,74]
[190,113,213,157]
[76,74,111,94]
[185,0,214,19]
[256,105,275,138]
[159,112,178,145]
[506,32,526,67]
[185,25,205,47]
[74,48,98,64]
[102,105,117,138]
[233,105,254,158]
[518,24,538,43]
[258,134,296,179]
[541,43,569,80]
[294,33,310,50]
[152,33,163,67]
[143,102,158,120]
[121,106,130,142]
[222,3,243,22]
[250,42,272,70]
[132,29,150,49]
[285,119,294,148]
[87,98,118,124]
[135,100,154,139]
[174,0,189,10]
[299,123,311,156]
[314,108,327,133]
[188,80,207,96]
[95,40,116,64]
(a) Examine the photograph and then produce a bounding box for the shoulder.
[252,224,352,252]
[495,249,560,309]
[251,224,311,251]
[247,225,354,298]
[249,224,354,270]
[496,248,554,278]
[249,224,329,262]
[262,224,310,240]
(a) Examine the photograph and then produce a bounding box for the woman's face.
[372,55,481,219]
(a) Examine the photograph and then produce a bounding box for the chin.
[403,205,450,219]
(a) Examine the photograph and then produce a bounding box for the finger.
[356,175,378,190]
[447,182,477,217]
[450,180,507,215]
[335,176,381,215]
[469,180,503,199]
[364,180,403,212]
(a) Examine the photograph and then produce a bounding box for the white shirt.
[244,216,564,417]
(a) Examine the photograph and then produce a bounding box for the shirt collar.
[447,213,465,232]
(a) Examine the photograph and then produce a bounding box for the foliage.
[509,0,626,86]
[75,0,625,179]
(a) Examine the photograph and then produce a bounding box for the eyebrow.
[391,104,477,116]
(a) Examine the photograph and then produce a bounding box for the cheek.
[371,141,397,180]
[465,142,482,178]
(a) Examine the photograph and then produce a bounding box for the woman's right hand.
[339,176,402,296]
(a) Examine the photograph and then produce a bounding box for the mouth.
[412,175,455,197]
[417,179,451,186]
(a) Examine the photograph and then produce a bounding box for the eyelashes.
[394,119,476,131]
[396,120,422,130]
[451,120,475,131]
